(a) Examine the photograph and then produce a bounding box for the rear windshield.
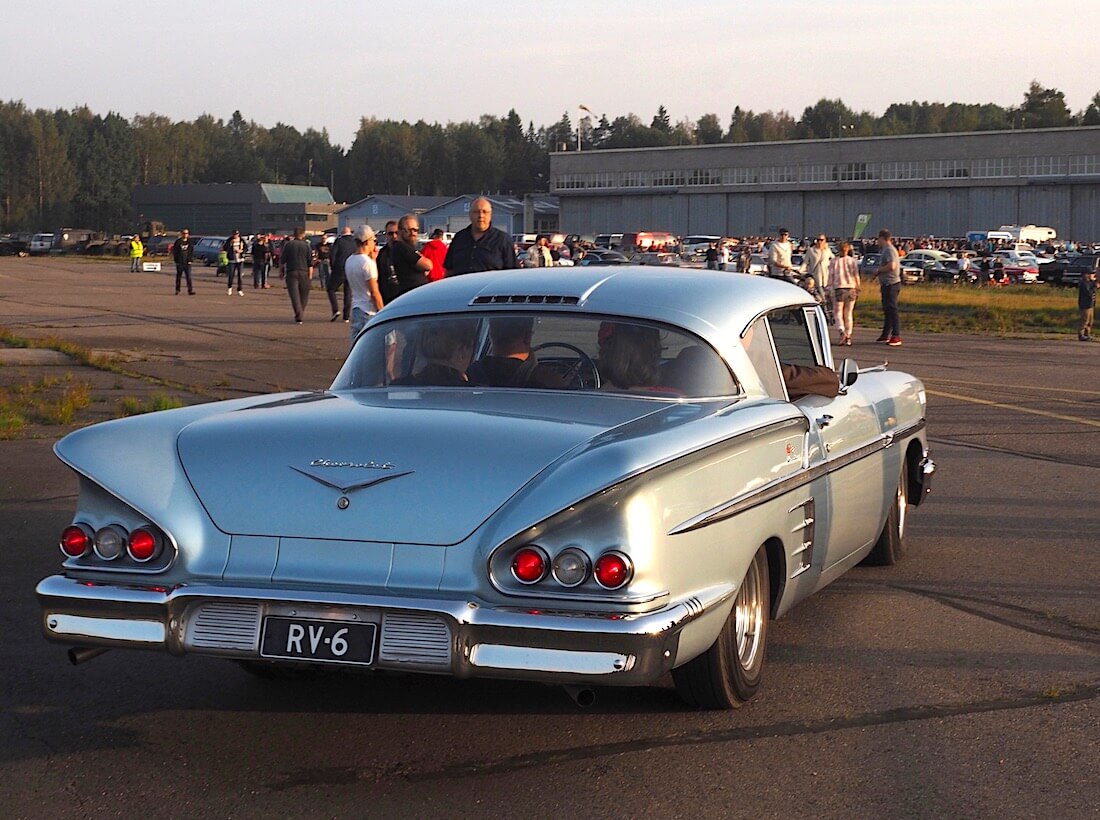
[333,312,739,398]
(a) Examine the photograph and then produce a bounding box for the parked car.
[902,249,956,266]
[858,252,881,276]
[925,262,980,285]
[37,268,934,710]
[193,236,228,266]
[0,234,30,256]
[1043,254,1100,287]
[578,249,631,266]
[746,253,769,275]
[29,233,54,255]
[594,233,624,249]
[992,250,1040,283]
[681,235,722,260]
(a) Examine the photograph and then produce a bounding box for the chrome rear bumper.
[37,575,734,686]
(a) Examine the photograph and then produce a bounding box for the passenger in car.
[391,319,478,386]
[466,317,570,388]
[597,322,680,395]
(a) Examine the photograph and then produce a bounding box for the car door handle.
[815,415,833,428]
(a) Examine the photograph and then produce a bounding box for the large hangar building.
[549,126,1100,241]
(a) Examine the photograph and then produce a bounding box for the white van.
[999,225,1057,244]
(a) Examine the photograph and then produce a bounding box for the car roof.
[376,267,815,348]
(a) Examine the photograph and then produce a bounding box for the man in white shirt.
[768,228,794,280]
[345,225,383,344]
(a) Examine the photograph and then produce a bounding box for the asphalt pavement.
[0,257,1097,819]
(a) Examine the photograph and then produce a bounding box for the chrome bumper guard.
[37,576,734,686]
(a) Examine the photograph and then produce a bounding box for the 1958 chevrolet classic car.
[37,267,933,709]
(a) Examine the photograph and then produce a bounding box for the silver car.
[38,268,934,709]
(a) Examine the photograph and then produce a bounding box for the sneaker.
[263,284,271,289]
[175,290,180,295]
[875,334,890,342]
[227,287,233,295]
[331,311,340,322]
[295,320,303,325]
[188,291,195,295]
[844,337,852,346]
[238,290,244,296]
[887,336,903,346]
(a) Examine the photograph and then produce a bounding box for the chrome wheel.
[734,554,767,671]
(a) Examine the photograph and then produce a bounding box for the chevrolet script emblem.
[290,460,414,495]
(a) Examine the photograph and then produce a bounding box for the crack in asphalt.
[264,684,1099,791]
[885,583,1100,646]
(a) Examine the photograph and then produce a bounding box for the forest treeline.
[1,82,1097,233]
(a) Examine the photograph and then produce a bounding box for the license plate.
[260,617,376,666]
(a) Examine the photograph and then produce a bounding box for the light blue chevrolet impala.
[38,267,933,709]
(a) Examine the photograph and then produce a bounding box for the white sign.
[142,262,161,272]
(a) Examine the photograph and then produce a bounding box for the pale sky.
[3,0,1096,148]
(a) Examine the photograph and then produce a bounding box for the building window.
[686,169,720,186]
[1067,155,1100,176]
[881,161,922,181]
[652,170,684,187]
[835,163,875,182]
[622,170,648,187]
[926,160,969,179]
[971,158,1014,178]
[800,164,832,183]
[1020,156,1066,176]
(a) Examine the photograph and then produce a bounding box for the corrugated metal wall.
[560,184,1099,240]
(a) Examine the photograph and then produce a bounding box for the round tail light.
[551,548,590,587]
[128,528,160,562]
[93,525,127,561]
[594,551,633,589]
[511,546,549,584]
[60,525,91,558]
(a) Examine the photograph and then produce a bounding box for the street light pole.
[578,104,593,151]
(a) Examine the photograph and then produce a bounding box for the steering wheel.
[529,342,601,389]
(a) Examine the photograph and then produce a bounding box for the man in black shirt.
[328,226,356,322]
[280,227,314,324]
[172,229,195,295]
[390,214,433,296]
[443,197,518,275]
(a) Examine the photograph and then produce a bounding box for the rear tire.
[673,546,770,709]
[862,460,909,566]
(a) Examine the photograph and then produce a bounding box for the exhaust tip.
[563,684,596,708]
[68,646,110,666]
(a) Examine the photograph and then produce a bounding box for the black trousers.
[175,264,193,293]
[286,270,312,321]
[880,282,901,337]
[327,272,352,319]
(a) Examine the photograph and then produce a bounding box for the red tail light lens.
[60,525,91,558]
[128,528,160,562]
[594,551,633,589]
[511,547,548,584]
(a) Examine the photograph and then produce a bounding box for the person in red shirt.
[422,228,449,281]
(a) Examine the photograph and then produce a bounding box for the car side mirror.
[839,358,859,388]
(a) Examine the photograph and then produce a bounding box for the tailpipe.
[68,646,110,666]
[563,685,596,708]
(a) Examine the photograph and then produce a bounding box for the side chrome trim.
[669,417,926,536]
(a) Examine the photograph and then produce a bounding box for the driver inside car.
[466,317,571,389]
